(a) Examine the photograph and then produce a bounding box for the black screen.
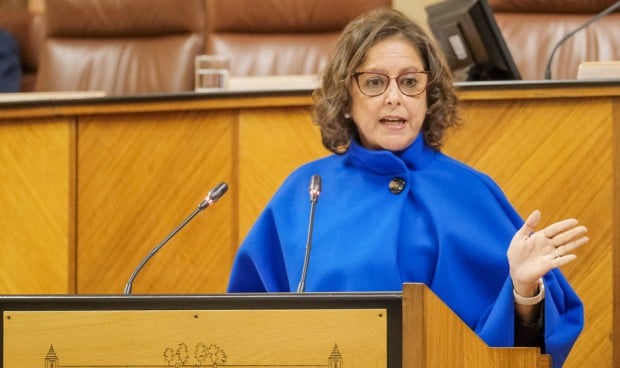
[425,0,521,81]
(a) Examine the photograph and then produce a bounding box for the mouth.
[380,117,406,126]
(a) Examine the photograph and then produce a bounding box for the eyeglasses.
[352,71,430,97]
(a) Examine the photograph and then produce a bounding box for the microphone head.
[208,182,229,202]
[309,174,321,202]
[199,182,228,209]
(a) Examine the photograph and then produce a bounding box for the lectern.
[0,283,549,367]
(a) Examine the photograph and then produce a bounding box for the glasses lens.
[397,73,428,96]
[357,73,389,96]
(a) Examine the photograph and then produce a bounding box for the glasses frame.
[352,71,431,97]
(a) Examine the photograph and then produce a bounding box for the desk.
[0,80,618,368]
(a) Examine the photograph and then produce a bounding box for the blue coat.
[228,134,583,367]
[0,29,22,93]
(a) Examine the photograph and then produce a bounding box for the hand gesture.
[507,210,588,296]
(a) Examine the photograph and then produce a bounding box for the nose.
[384,78,403,105]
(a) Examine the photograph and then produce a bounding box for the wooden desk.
[0,80,618,368]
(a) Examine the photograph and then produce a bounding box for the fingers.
[551,235,588,266]
[543,218,580,238]
[521,211,589,270]
[520,210,541,237]
[550,224,588,244]
[553,231,589,255]
[544,219,588,259]
[552,254,577,268]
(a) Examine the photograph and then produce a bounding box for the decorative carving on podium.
[328,344,344,368]
[43,343,344,367]
[163,343,227,366]
[45,345,58,368]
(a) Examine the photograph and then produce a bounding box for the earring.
[344,113,351,119]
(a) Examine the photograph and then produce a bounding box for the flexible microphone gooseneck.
[123,182,228,295]
[544,1,620,80]
[296,174,322,293]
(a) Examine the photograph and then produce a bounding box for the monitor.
[425,0,521,82]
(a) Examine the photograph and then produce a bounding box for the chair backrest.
[35,0,206,95]
[205,0,392,77]
[488,0,620,80]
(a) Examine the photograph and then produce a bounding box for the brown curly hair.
[312,8,459,154]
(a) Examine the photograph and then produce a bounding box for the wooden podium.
[0,284,549,368]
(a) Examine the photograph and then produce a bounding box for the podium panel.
[1,293,402,368]
[5,309,385,367]
[403,283,550,368]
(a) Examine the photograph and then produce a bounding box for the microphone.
[296,174,322,293]
[123,182,228,295]
[543,1,620,79]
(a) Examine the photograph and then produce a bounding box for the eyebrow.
[358,67,426,74]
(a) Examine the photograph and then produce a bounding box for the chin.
[379,139,415,152]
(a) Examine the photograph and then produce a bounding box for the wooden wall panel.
[443,97,615,368]
[0,116,73,293]
[237,106,328,241]
[615,97,620,368]
[76,110,235,294]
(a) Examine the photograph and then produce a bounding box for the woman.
[227,8,587,367]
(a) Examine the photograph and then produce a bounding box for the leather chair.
[205,0,392,77]
[35,0,206,95]
[488,0,620,80]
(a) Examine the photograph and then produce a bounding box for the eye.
[364,75,387,88]
[399,75,420,88]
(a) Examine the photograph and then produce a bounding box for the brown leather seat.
[488,0,620,80]
[35,0,206,95]
[205,0,392,77]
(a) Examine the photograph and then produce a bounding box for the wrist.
[513,278,545,305]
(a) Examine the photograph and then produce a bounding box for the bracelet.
[513,278,545,305]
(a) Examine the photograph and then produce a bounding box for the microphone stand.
[123,182,228,294]
[296,198,318,293]
[297,175,321,293]
[544,1,620,79]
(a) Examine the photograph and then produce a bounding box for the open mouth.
[380,118,406,126]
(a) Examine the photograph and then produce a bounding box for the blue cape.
[228,134,583,367]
